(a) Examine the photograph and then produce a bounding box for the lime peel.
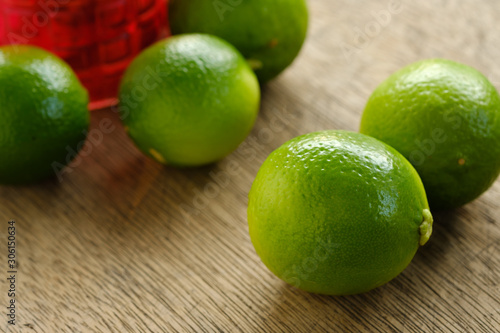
[169,0,309,82]
[419,209,433,246]
[248,130,432,295]
[119,34,260,167]
[360,59,500,210]
[0,45,89,184]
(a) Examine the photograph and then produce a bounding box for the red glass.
[0,0,169,110]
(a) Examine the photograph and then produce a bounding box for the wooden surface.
[2,0,500,332]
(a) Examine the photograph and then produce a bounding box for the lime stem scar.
[419,209,433,246]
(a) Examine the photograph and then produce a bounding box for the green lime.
[248,130,433,295]
[0,45,89,185]
[169,0,309,83]
[360,59,500,210]
[119,34,260,167]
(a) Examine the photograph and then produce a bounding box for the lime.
[360,59,500,210]
[248,130,433,295]
[119,34,260,167]
[169,0,309,83]
[0,45,89,185]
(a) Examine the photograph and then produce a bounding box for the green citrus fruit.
[360,59,500,210]
[0,45,89,185]
[169,0,309,83]
[119,34,260,167]
[248,130,433,295]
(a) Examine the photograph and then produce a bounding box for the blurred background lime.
[360,59,500,210]
[119,34,260,167]
[169,0,309,83]
[0,46,90,184]
[248,130,432,295]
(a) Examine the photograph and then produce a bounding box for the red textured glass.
[0,0,169,110]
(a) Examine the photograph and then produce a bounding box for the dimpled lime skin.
[248,130,432,295]
[169,0,308,83]
[119,34,260,167]
[360,59,500,210]
[0,46,89,184]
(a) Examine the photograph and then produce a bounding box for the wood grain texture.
[1,0,500,332]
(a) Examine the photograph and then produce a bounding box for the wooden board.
[1,0,500,331]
